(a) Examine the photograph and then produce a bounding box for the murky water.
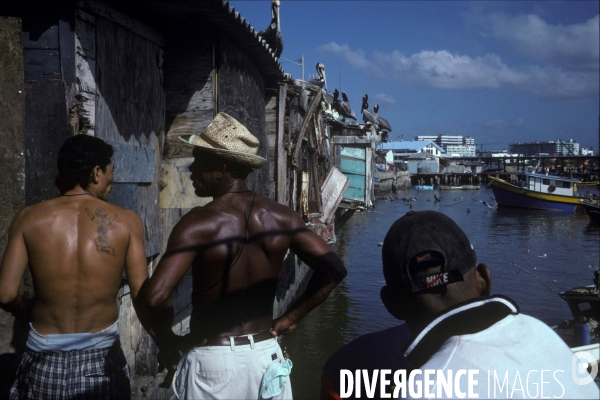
[284,187,600,399]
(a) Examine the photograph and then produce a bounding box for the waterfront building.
[379,140,444,166]
[415,134,475,157]
[446,144,476,157]
[509,140,580,157]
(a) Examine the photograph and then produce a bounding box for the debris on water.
[377,242,383,247]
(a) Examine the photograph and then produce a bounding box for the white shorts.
[173,337,293,400]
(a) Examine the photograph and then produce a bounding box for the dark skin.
[380,263,492,334]
[143,147,347,371]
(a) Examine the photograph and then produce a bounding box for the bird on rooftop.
[374,104,392,132]
[257,0,283,58]
[361,94,379,128]
[333,89,357,121]
[341,91,357,120]
[309,63,327,89]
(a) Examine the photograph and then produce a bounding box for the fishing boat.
[553,271,599,348]
[580,198,600,222]
[489,171,592,212]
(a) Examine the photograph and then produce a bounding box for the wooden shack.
[0,0,378,393]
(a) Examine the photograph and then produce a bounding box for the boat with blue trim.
[489,171,595,213]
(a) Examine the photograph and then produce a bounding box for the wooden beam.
[77,0,164,46]
[276,84,287,204]
[0,16,25,258]
[291,90,322,167]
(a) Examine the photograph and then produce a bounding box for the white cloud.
[319,42,598,101]
[484,13,599,71]
[372,49,525,89]
[317,42,370,70]
[372,93,396,106]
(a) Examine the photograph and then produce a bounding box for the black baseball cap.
[382,211,476,293]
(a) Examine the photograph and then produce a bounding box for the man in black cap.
[379,210,597,399]
[323,210,598,399]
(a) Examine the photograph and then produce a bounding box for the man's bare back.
[166,191,330,340]
[5,195,146,334]
[144,145,346,360]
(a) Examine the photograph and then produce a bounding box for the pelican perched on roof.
[374,104,392,132]
[361,94,379,128]
[308,63,327,89]
[333,89,357,121]
[341,91,357,120]
[257,0,283,58]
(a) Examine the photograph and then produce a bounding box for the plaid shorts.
[10,340,130,400]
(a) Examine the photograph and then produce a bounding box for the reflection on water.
[285,188,599,399]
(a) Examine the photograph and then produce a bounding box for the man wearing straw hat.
[143,112,347,399]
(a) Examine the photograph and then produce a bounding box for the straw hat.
[179,112,266,169]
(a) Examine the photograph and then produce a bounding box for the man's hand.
[271,313,297,337]
[157,346,180,373]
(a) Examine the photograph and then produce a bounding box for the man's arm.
[123,211,153,338]
[0,208,33,319]
[271,218,347,336]
[141,211,202,368]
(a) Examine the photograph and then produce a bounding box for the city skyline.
[231,1,599,150]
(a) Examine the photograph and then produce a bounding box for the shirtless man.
[0,135,149,399]
[143,113,347,399]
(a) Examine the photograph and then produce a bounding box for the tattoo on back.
[85,207,117,256]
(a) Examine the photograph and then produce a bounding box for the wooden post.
[276,84,287,204]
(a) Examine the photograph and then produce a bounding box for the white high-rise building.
[414,135,476,157]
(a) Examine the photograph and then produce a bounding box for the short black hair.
[55,135,114,193]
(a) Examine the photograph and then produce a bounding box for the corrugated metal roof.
[111,0,286,88]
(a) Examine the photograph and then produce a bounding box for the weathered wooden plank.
[265,93,277,199]
[22,24,58,49]
[276,85,287,204]
[108,183,137,211]
[109,142,155,183]
[320,167,349,224]
[309,150,323,214]
[138,183,161,257]
[76,90,96,135]
[95,18,165,148]
[74,10,96,135]
[75,9,96,59]
[0,16,25,271]
[218,37,268,196]
[159,158,212,209]
[300,171,309,218]
[23,49,61,80]
[77,0,164,46]
[24,79,72,205]
[291,90,322,167]
[159,208,193,332]
[365,146,374,208]
[163,32,213,158]
[59,19,76,115]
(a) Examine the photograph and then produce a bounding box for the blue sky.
[230,0,599,151]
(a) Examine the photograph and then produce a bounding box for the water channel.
[284,187,600,399]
